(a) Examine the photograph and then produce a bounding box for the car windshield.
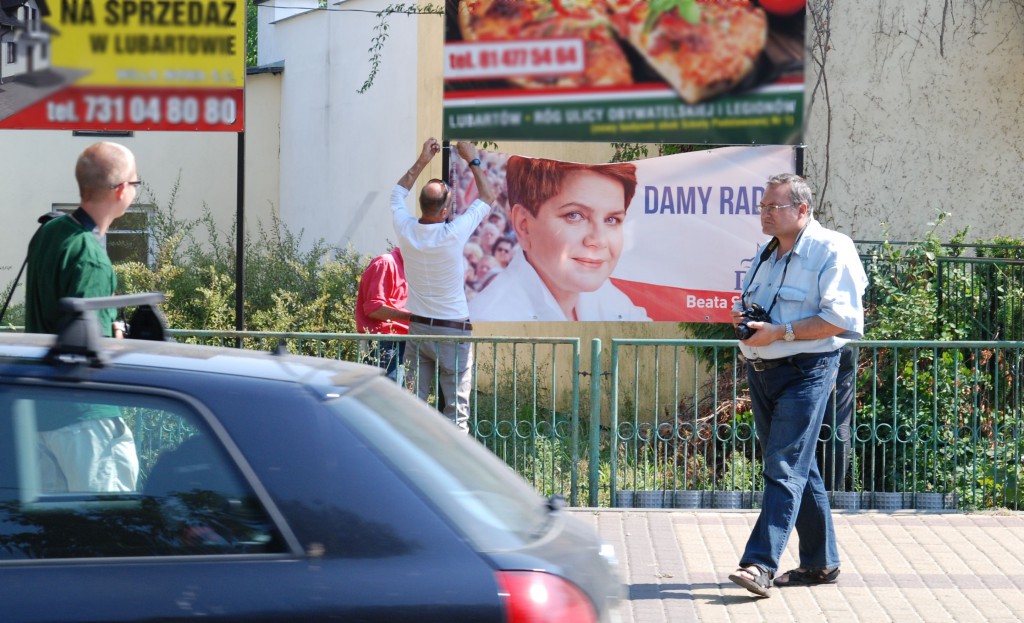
[327,378,550,552]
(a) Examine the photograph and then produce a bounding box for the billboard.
[443,0,805,145]
[452,144,796,322]
[0,0,244,131]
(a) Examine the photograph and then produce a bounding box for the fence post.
[570,339,581,506]
[589,338,602,507]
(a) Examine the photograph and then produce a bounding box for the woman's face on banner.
[514,170,627,302]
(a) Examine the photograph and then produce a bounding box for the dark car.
[0,296,621,622]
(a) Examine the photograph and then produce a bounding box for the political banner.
[452,144,795,322]
[443,0,805,145]
[0,0,244,131]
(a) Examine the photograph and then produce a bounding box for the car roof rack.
[45,292,166,367]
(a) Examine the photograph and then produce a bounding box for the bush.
[115,180,371,337]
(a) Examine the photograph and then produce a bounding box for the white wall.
[262,0,423,257]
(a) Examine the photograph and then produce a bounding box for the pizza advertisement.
[443,0,806,145]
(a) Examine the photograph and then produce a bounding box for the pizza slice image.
[454,0,771,101]
[616,0,769,104]
[458,0,553,40]
[457,0,634,88]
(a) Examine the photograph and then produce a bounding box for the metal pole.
[589,338,603,507]
[441,139,451,184]
[235,131,245,336]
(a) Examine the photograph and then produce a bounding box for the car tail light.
[496,570,598,623]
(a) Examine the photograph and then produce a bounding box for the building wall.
[803,0,1024,243]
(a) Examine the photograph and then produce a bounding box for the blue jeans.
[741,349,841,575]
[363,340,405,383]
[821,345,856,491]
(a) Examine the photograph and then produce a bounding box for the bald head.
[418,178,450,220]
[76,142,137,202]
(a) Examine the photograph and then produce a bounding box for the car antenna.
[45,292,166,367]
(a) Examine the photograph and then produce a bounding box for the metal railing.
[855,245,1024,342]
[936,257,1024,341]
[607,339,1024,511]
[5,325,1019,510]
[168,330,587,505]
[167,330,1024,512]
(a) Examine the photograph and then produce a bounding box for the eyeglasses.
[110,180,143,189]
[757,203,797,214]
[427,179,449,205]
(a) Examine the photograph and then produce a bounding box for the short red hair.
[506,157,637,216]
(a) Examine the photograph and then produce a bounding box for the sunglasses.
[428,179,449,205]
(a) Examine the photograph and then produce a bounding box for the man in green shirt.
[25,142,141,492]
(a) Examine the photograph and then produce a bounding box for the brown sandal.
[774,567,840,587]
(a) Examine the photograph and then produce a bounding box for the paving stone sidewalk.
[570,509,1024,622]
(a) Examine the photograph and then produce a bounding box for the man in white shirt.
[391,138,495,432]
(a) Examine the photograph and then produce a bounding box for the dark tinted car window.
[0,384,286,560]
[330,379,549,552]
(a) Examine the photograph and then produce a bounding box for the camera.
[734,303,771,340]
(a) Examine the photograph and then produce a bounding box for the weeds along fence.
[169,330,1024,512]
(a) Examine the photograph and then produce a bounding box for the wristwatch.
[469,158,481,168]
[784,322,796,342]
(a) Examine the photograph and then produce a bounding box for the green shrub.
[114,181,370,336]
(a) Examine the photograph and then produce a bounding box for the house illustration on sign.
[0,0,57,85]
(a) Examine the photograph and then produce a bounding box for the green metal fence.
[168,330,586,506]
[165,330,1024,512]
[936,257,1024,341]
[855,244,1024,342]
[607,339,1024,512]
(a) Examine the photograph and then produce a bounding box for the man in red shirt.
[355,247,411,382]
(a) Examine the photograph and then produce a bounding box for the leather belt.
[409,314,473,331]
[745,351,827,372]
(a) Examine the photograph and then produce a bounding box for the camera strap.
[739,237,778,309]
[740,223,809,319]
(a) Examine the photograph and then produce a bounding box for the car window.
[329,379,550,552]
[0,384,287,560]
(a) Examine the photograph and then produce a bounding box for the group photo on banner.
[449,145,796,323]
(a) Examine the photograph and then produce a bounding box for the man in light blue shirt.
[727,173,867,597]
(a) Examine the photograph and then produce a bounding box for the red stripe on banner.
[0,86,244,132]
[610,279,741,323]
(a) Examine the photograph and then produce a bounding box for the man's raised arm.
[398,137,441,190]
[456,141,495,206]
